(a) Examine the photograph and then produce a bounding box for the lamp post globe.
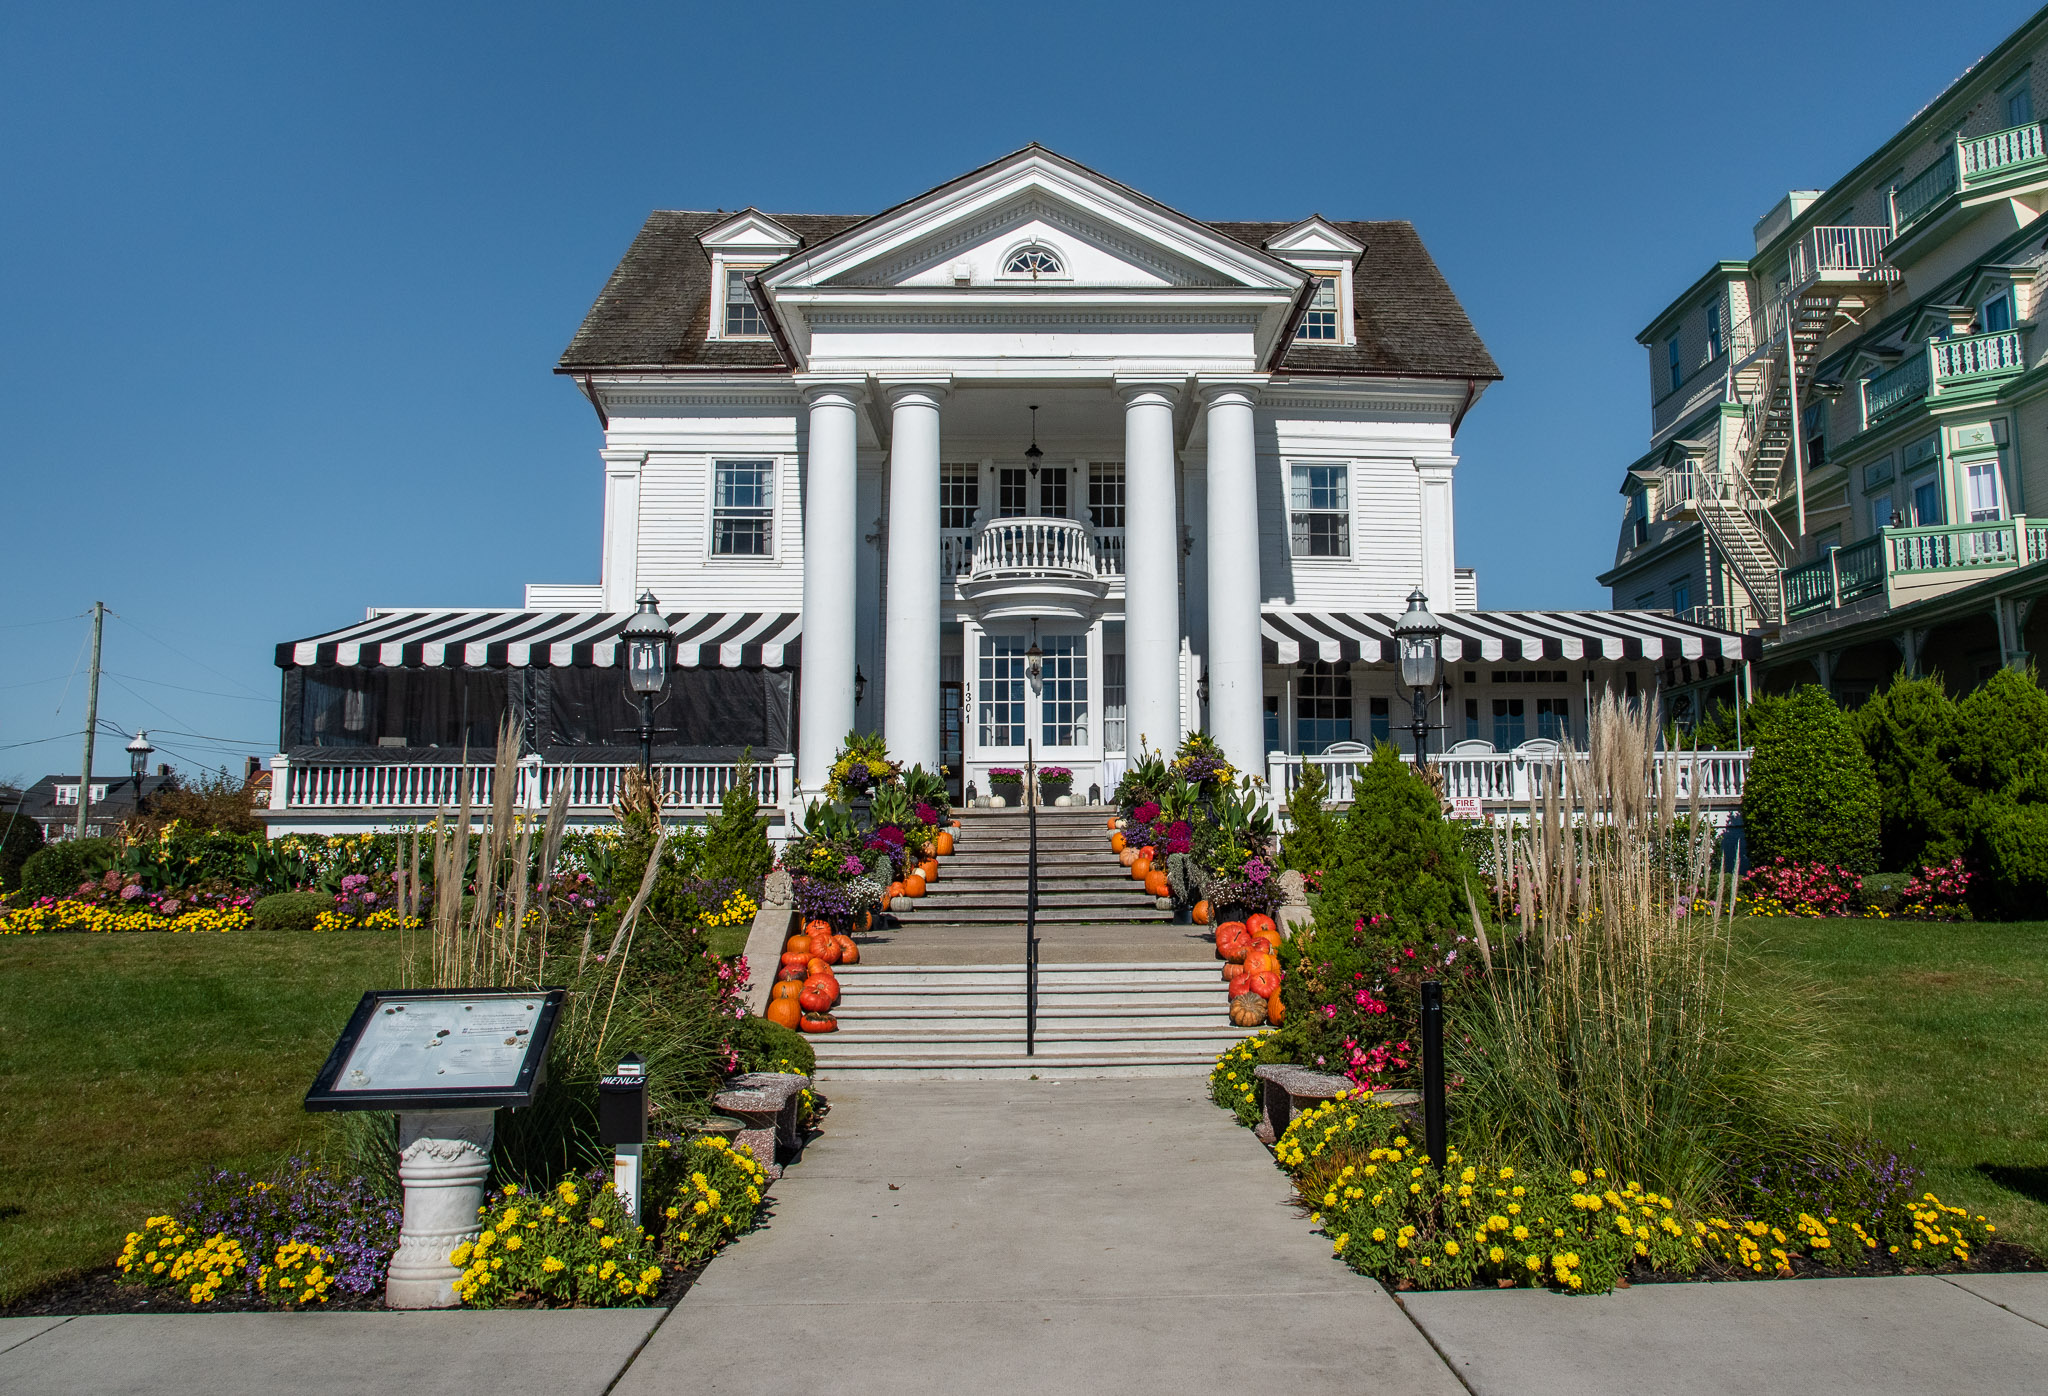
[1392,588,1445,761]
[620,592,670,778]
[127,730,153,788]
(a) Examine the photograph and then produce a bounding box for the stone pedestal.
[712,1076,809,1179]
[386,1109,495,1309]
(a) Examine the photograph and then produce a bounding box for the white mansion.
[271,148,1750,829]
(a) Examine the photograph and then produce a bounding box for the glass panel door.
[977,638,1027,747]
[1039,636,1088,747]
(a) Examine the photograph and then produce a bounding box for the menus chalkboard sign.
[306,988,566,1112]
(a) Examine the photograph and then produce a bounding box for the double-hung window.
[1297,276,1339,341]
[2006,71,2034,126]
[939,465,979,529]
[1670,579,1692,616]
[1038,466,1069,518]
[1705,300,1723,360]
[1667,336,1682,394]
[1087,463,1125,528]
[1965,461,2004,522]
[1289,464,1350,558]
[1295,661,1352,754]
[1981,293,2015,333]
[997,468,1029,518]
[711,460,773,555]
[1911,473,1944,527]
[722,269,768,338]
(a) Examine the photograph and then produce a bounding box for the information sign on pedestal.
[305,987,565,1309]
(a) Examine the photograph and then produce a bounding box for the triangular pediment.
[698,209,802,256]
[1263,216,1364,259]
[761,147,1306,294]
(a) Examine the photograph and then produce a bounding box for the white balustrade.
[969,517,1099,578]
[1267,749,1750,812]
[281,753,789,813]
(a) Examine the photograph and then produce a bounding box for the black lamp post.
[621,592,670,780]
[1394,588,1445,762]
[127,731,153,798]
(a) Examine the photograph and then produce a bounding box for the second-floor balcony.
[1891,120,2048,242]
[1861,327,2030,428]
[1782,517,2048,623]
[947,516,1121,621]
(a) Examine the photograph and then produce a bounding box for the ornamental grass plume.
[1454,693,1839,1209]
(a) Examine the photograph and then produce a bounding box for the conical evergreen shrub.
[1743,686,1879,872]
[1853,673,1969,870]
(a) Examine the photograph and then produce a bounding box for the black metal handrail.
[1025,740,1039,1056]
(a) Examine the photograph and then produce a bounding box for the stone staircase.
[892,806,1170,928]
[814,961,1248,1080]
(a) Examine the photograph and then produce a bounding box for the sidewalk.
[3,1079,2044,1395]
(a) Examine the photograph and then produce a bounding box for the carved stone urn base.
[385,1109,495,1309]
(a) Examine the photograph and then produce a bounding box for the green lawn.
[0,929,407,1303]
[1746,916,2048,1258]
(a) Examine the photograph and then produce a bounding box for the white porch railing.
[1265,749,1751,811]
[970,517,1097,578]
[272,752,794,814]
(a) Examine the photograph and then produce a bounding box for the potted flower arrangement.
[1038,766,1074,806]
[826,730,901,814]
[986,767,1023,808]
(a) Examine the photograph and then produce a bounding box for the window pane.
[712,461,773,555]
[1536,697,1568,742]
[977,637,1027,747]
[1088,463,1125,529]
[1492,698,1527,748]
[998,469,1029,517]
[724,270,765,337]
[1295,277,1339,340]
[1967,462,2002,521]
[1103,649,1126,753]
[1294,661,1353,755]
[940,465,979,530]
[1039,467,1068,518]
[1039,635,1088,747]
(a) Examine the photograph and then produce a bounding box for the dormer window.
[723,269,768,338]
[1003,245,1064,278]
[1297,277,1339,340]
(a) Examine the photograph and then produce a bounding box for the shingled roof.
[557,210,1499,382]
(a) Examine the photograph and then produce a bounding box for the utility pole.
[76,602,104,842]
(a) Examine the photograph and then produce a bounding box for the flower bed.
[1740,856,1974,919]
[3,901,252,934]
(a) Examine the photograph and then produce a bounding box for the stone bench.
[1250,1066,1425,1145]
[712,1073,811,1178]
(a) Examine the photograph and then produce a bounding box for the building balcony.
[1781,517,2048,625]
[1890,120,2048,250]
[1859,327,2030,429]
[946,517,1121,622]
[1266,748,1750,817]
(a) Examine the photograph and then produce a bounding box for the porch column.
[799,382,865,796]
[1202,384,1264,774]
[599,449,645,611]
[1121,381,1182,757]
[883,381,947,771]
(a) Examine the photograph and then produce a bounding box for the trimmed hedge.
[1853,675,1970,871]
[17,837,119,899]
[0,811,44,892]
[1743,686,1880,873]
[731,1014,814,1077]
[251,890,331,931]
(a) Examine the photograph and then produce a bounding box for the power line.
[102,670,276,704]
[0,611,91,631]
[107,613,268,699]
[0,731,82,753]
[52,622,91,716]
[0,675,64,692]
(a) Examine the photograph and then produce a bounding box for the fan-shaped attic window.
[1003,245,1065,278]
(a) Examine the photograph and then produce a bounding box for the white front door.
[969,629,1096,786]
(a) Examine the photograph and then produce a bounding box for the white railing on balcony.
[970,517,1098,578]
[1961,121,2047,180]
[940,529,976,578]
[1932,328,2027,382]
[1266,749,1750,811]
[1893,121,2048,237]
[273,753,793,814]
[1790,226,1897,289]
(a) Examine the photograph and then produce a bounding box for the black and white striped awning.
[277,610,803,670]
[1260,609,1758,666]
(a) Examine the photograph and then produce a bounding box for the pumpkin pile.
[1215,913,1285,1028]
[1109,821,1171,899]
[884,824,957,905]
[766,918,859,1033]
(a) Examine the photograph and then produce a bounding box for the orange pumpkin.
[1110,831,1127,853]
[1243,949,1277,977]
[1228,972,1252,997]
[1139,845,1156,861]
[779,950,812,969]
[1246,913,1277,941]
[765,998,802,1030]
[837,936,860,965]
[1191,899,1212,926]
[1130,855,1151,881]
[798,979,835,1013]
[798,1011,837,1033]
[1266,992,1286,1026]
[935,830,954,856]
[803,972,841,1008]
[1118,846,1139,867]
[885,881,905,902]
[806,956,832,978]
[1248,968,1281,999]
[812,936,843,966]
[859,912,873,932]
[775,965,808,983]
[919,859,939,883]
[903,872,926,898]
[1144,870,1170,897]
[804,918,834,942]
[1250,925,1283,950]
[784,934,812,955]
[771,980,804,1003]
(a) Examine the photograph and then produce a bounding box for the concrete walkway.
[4,1080,2046,1394]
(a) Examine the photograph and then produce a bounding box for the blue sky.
[2,0,2038,780]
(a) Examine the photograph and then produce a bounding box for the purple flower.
[1133,802,1160,824]
[841,854,866,875]
[914,802,942,826]
[1244,856,1272,885]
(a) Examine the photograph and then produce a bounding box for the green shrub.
[730,1014,814,1077]
[0,810,44,892]
[1966,793,2048,921]
[1280,759,1338,876]
[646,1134,769,1269]
[1857,872,1907,917]
[453,1176,661,1307]
[1685,692,1790,751]
[1314,742,1470,936]
[1854,674,1970,871]
[1743,686,1880,872]
[251,890,331,930]
[1956,665,2048,794]
[18,836,119,899]
[701,751,773,892]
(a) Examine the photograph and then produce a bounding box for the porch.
[1265,746,1751,823]
[1782,517,2048,627]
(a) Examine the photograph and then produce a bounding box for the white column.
[599,449,645,611]
[385,1110,494,1308]
[1417,456,1457,610]
[799,383,865,796]
[883,382,947,771]
[1202,384,1263,773]
[1121,382,1182,758]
